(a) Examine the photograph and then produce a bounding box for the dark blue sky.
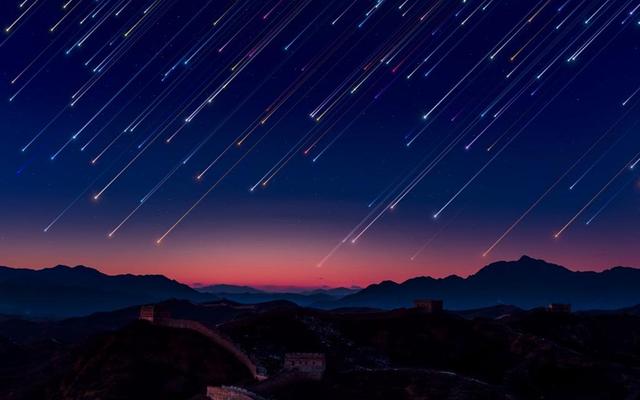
[1,0,639,286]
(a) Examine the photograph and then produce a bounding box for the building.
[283,353,326,380]
[206,386,263,400]
[547,303,571,313]
[138,305,171,323]
[414,299,444,313]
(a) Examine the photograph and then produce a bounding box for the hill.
[3,298,640,399]
[0,321,254,400]
[4,255,640,319]
[218,305,640,399]
[0,265,213,318]
[196,284,265,294]
[331,256,640,310]
[196,285,360,307]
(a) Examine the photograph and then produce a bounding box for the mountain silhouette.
[197,284,265,294]
[195,285,360,307]
[0,264,212,318]
[330,255,640,310]
[3,256,640,318]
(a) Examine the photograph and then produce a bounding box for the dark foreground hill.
[0,264,213,318]
[329,255,640,310]
[3,299,640,399]
[0,321,254,400]
[0,299,296,345]
[224,306,640,399]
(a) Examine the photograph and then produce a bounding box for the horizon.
[5,254,639,290]
[3,239,640,287]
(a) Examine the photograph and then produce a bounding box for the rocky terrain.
[2,298,640,399]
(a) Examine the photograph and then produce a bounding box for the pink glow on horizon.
[2,232,640,288]
[1,214,639,288]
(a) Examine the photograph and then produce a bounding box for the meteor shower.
[1,1,640,399]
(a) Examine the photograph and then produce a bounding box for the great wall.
[139,305,264,380]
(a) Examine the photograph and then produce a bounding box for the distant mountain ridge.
[330,256,640,310]
[0,264,212,318]
[196,284,360,296]
[196,284,266,294]
[196,284,361,307]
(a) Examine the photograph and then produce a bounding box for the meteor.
[0,0,636,266]
[585,174,637,226]
[555,150,640,238]
[5,0,39,34]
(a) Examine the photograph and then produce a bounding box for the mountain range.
[0,264,210,318]
[3,255,640,319]
[330,255,640,310]
[196,284,361,307]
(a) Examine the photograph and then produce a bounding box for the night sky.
[1,0,639,288]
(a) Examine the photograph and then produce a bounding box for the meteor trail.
[585,174,637,226]
[555,150,640,238]
[1,0,638,271]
